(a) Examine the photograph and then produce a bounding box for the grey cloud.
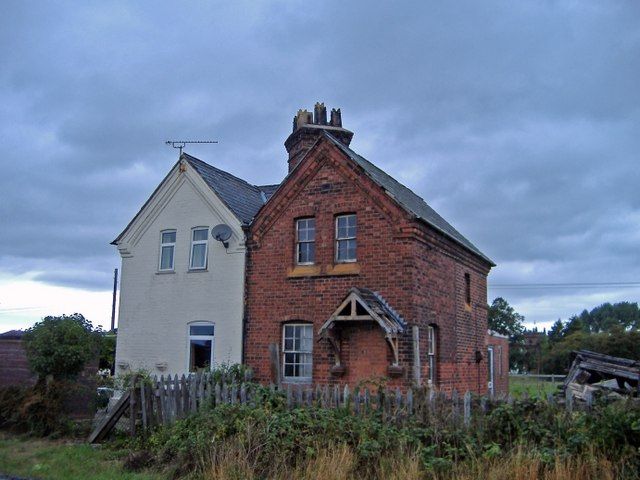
[1,0,639,325]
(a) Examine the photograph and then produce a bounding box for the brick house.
[245,104,500,393]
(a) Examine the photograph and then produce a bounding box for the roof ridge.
[182,153,263,192]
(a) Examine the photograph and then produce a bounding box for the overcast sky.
[1,1,639,332]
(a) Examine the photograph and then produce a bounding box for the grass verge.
[0,433,164,480]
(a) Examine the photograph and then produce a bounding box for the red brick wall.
[245,137,492,393]
[486,333,509,396]
[0,339,36,387]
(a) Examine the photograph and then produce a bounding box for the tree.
[548,319,564,344]
[488,297,525,337]
[488,297,527,371]
[22,313,102,380]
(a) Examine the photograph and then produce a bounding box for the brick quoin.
[244,106,499,394]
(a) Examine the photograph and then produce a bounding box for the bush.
[22,313,102,380]
[0,381,77,436]
[136,389,640,479]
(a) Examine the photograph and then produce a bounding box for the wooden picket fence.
[110,372,585,439]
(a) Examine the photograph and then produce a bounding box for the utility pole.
[110,268,118,331]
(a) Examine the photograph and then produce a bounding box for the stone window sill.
[325,263,360,276]
[187,268,209,273]
[287,265,322,277]
[156,270,175,275]
[286,263,361,278]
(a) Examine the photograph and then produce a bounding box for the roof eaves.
[111,159,182,245]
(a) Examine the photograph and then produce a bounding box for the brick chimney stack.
[285,102,354,173]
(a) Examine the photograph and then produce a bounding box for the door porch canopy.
[319,287,407,367]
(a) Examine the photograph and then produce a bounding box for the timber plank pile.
[563,350,640,401]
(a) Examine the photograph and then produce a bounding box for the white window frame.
[282,323,313,382]
[189,227,209,270]
[188,322,215,372]
[159,229,176,271]
[296,217,316,265]
[335,214,357,263]
[427,325,436,385]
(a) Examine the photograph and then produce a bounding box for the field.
[0,433,161,480]
[509,375,563,399]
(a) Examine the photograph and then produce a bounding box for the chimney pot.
[330,108,342,127]
[314,102,327,125]
[285,103,353,173]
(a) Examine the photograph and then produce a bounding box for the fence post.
[480,395,488,414]
[129,374,137,437]
[268,343,281,388]
[451,389,459,422]
[463,391,471,428]
[585,389,593,411]
[565,389,573,413]
[412,326,421,386]
[140,381,147,430]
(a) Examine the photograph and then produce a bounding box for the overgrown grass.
[509,375,562,399]
[0,433,163,480]
[135,386,640,479]
[199,443,628,480]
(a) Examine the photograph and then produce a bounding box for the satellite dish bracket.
[211,224,233,249]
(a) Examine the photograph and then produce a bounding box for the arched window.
[188,322,214,372]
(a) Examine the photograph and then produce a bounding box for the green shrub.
[0,381,76,437]
[136,388,640,479]
[22,313,102,380]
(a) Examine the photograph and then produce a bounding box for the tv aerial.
[165,140,218,155]
[211,224,233,249]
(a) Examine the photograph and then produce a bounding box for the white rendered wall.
[114,163,246,376]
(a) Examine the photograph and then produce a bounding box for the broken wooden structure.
[563,350,640,401]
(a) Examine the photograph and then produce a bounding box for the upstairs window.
[335,214,357,262]
[159,230,176,271]
[427,325,437,385]
[296,218,316,265]
[189,323,214,372]
[190,227,209,270]
[282,324,313,381]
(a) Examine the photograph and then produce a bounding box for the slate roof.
[114,132,493,266]
[183,154,269,225]
[355,287,407,334]
[320,287,407,335]
[323,132,495,265]
[0,330,25,340]
[257,184,280,201]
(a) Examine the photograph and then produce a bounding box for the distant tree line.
[488,298,640,374]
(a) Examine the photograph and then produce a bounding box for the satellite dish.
[211,224,232,248]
